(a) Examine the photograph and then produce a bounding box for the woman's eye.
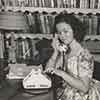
[57,32,61,34]
[64,31,68,33]
[57,31,68,34]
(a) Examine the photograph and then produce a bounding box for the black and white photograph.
[0,0,100,100]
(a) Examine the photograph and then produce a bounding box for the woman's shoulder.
[79,48,93,61]
[78,48,94,72]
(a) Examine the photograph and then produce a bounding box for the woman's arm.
[45,35,60,69]
[45,50,58,69]
[52,49,94,93]
[54,69,90,93]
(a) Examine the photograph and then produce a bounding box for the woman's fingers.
[52,35,60,51]
[44,67,55,74]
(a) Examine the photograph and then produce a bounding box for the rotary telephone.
[58,37,70,53]
[22,65,51,89]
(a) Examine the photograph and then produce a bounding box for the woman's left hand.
[45,67,64,78]
[53,69,64,77]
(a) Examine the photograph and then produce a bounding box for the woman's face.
[56,22,74,45]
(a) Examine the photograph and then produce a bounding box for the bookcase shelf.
[0,0,100,65]
[84,35,100,40]
[6,33,53,39]
[2,7,100,14]
[6,33,100,41]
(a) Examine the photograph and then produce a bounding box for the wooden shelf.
[84,35,100,40]
[2,7,100,14]
[6,33,53,39]
[6,33,100,40]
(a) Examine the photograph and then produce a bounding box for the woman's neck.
[67,39,82,57]
[69,39,78,50]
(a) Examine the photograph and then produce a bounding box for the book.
[47,15,54,33]
[44,15,51,34]
[16,38,24,63]
[34,12,41,33]
[23,38,29,60]
[57,0,63,8]
[24,38,31,61]
[73,0,76,8]
[87,14,92,35]
[83,14,90,35]
[97,13,100,35]
[94,0,98,8]
[98,0,100,8]
[90,0,95,8]
[0,32,4,59]
[76,0,80,8]
[91,15,98,35]
[39,13,47,34]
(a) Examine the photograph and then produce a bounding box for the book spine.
[39,14,47,34]
[16,38,24,63]
[24,38,30,62]
[34,13,41,33]
[98,0,100,8]
[90,0,95,8]
[88,15,92,35]
[44,15,50,34]
[83,14,89,35]
[24,38,29,60]
[73,0,76,8]
[28,0,32,7]
[0,33,4,59]
[22,39,26,60]
[84,0,88,8]
[70,0,74,8]
[47,15,54,33]
[91,15,98,35]
[41,0,45,7]
[51,0,54,7]
[57,0,62,8]
[31,39,38,61]
[28,38,33,61]
[76,0,80,8]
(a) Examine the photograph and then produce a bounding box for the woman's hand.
[45,67,64,78]
[52,34,68,53]
[52,34,60,52]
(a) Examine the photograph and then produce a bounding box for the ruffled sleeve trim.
[78,49,94,79]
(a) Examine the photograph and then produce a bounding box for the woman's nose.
[60,32,65,36]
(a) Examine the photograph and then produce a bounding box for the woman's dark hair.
[53,12,87,42]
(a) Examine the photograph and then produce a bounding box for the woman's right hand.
[52,34,68,53]
[52,34,60,52]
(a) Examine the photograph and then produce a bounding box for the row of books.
[6,36,41,63]
[6,35,53,64]
[25,12,100,35]
[1,0,100,9]
[25,12,55,34]
[0,33,4,59]
[75,13,100,35]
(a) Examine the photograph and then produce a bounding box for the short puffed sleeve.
[78,49,94,78]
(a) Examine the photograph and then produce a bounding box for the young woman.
[45,13,100,100]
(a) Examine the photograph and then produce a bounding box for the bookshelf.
[2,7,100,14]
[0,0,100,64]
[6,33,53,39]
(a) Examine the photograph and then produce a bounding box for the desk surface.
[11,89,54,100]
[0,79,55,100]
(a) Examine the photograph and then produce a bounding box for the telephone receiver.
[58,38,71,53]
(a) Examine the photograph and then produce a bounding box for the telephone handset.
[58,38,71,53]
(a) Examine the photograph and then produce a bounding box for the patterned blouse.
[55,48,100,100]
